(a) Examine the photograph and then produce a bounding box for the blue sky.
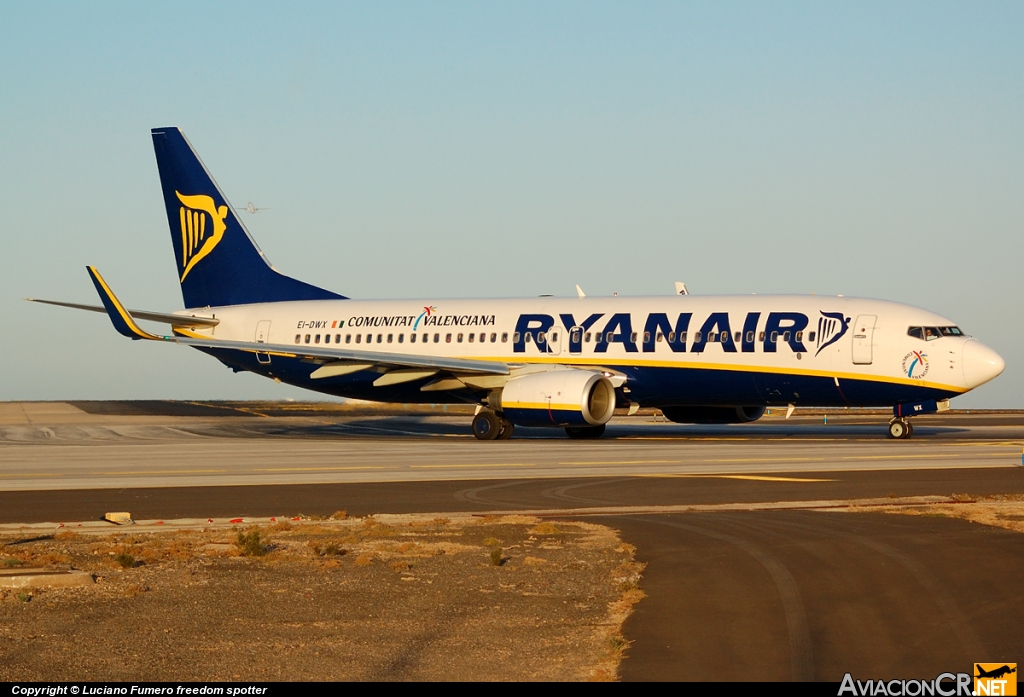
[1,2,1021,405]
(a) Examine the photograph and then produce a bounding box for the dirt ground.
[846,492,1024,534]
[0,515,644,681]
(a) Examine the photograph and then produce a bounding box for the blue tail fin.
[151,127,345,308]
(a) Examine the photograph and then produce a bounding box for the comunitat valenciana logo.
[837,664,1016,697]
[902,350,930,380]
[176,191,228,282]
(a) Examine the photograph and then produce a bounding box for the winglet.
[85,267,163,341]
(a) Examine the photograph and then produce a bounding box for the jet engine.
[498,370,616,428]
[660,406,766,424]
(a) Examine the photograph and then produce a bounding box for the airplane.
[975,666,1016,680]
[236,201,269,214]
[28,127,1006,441]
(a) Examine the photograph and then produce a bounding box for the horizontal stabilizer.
[25,298,219,327]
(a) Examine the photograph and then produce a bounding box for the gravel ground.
[0,515,644,681]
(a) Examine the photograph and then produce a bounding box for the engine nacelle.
[660,406,766,424]
[499,370,616,428]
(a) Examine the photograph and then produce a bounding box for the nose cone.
[962,339,1005,389]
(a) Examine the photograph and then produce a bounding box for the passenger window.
[584,332,591,343]
[628,332,635,342]
[668,331,676,342]
[446,333,452,343]
[525,332,532,343]
[493,333,499,343]
[324,334,330,344]
[355,335,361,344]
[735,332,741,342]
[770,331,778,343]
[551,332,558,342]
[434,333,440,343]
[377,334,383,343]
[294,334,301,344]
[693,331,702,343]
[468,333,475,343]
[643,332,651,343]
[335,334,341,343]
[457,333,463,343]
[759,331,765,342]
[313,334,320,344]
[606,332,615,342]
[678,331,686,342]
[513,332,520,343]
[538,332,547,344]
[807,331,815,342]
[746,331,754,343]
[795,331,802,342]
[305,334,311,344]
[410,333,416,343]
[783,331,791,342]
[398,334,404,343]
[346,334,351,344]
[721,331,729,342]
[707,332,716,343]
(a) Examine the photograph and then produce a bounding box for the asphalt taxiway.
[2,401,1022,680]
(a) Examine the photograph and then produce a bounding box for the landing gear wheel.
[888,418,912,439]
[472,411,502,441]
[497,419,515,440]
[565,424,606,439]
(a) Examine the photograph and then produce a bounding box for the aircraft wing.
[26,298,219,327]
[174,335,509,375]
[81,266,509,376]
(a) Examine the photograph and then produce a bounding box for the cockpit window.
[908,326,961,341]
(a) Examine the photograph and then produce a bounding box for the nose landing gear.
[888,418,914,439]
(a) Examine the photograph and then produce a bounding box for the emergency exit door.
[851,315,876,365]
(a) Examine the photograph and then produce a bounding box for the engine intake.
[499,370,616,428]
[660,406,766,424]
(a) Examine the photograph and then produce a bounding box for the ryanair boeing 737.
[30,128,1005,440]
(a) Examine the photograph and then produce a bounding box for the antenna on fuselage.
[575,284,586,298]
[674,281,688,295]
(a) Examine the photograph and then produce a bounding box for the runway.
[2,402,1023,491]
[2,401,1023,680]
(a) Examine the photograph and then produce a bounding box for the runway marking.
[92,469,229,475]
[0,472,64,478]
[560,459,683,465]
[408,463,536,469]
[707,453,969,464]
[256,466,388,472]
[638,474,834,482]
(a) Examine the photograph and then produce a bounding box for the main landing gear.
[888,417,914,440]
[472,410,514,441]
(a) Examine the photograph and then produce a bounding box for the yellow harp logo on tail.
[176,191,228,282]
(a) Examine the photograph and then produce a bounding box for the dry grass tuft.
[354,554,374,566]
[235,528,268,557]
[330,510,347,520]
[529,523,559,536]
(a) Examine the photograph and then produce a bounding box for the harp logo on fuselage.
[176,191,228,282]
